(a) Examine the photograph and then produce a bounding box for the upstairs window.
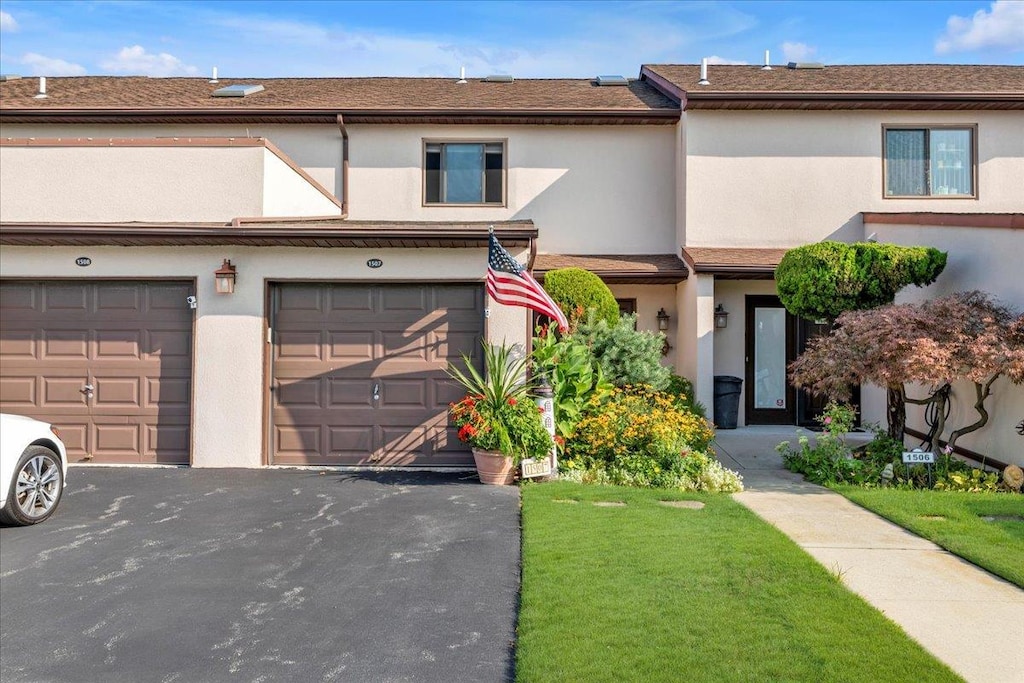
[425,141,504,205]
[884,126,975,198]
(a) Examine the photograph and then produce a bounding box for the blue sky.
[0,1,1021,79]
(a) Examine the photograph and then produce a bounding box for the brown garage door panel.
[0,281,194,464]
[271,284,483,466]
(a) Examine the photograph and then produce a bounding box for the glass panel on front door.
[753,307,787,410]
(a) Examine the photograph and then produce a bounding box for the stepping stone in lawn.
[660,500,705,510]
[919,515,947,521]
[552,499,579,504]
[592,501,626,507]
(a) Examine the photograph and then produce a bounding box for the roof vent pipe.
[456,66,467,85]
[762,50,772,70]
[698,57,710,86]
[34,76,47,99]
[209,66,219,84]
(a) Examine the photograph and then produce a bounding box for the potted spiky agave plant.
[446,342,552,485]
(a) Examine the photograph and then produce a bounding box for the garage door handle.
[80,384,94,395]
[372,384,380,401]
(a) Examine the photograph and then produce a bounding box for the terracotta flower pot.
[472,448,516,486]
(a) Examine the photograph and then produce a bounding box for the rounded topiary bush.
[542,268,619,328]
[775,241,946,321]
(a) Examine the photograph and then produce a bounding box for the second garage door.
[270,283,484,466]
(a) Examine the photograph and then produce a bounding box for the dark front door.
[745,296,796,425]
[795,317,861,428]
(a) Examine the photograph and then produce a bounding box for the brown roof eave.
[0,221,538,248]
[534,270,688,285]
[683,92,1024,110]
[0,108,681,125]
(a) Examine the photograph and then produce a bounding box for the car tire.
[0,445,64,526]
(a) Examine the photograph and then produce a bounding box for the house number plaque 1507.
[367,259,383,269]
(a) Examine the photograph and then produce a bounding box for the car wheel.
[0,446,64,526]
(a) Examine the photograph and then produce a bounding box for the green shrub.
[784,416,1010,492]
[573,313,671,390]
[561,386,741,492]
[542,268,619,328]
[531,328,612,439]
[777,402,866,484]
[775,241,947,320]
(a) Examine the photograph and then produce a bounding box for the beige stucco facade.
[1,122,678,255]
[682,110,1023,247]
[0,143,342,223]
[3,85,1021,466]
[678,109,1024,464]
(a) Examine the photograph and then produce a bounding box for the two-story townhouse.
[0,75,685,468]
[640,63,1024,464]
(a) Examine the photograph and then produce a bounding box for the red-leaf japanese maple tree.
[790,291,1024,449]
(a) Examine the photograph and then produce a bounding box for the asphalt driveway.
[0,467,520,683]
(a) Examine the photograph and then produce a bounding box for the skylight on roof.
[595,75,629,86]
[483,74,514,83]
[211,84,265,98]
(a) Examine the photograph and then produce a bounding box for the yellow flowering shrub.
[562,386,741,491]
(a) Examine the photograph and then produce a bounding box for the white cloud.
[936,0,1024,54]
[706,55,749,65]
[0,10,17,32]
[100,45,197,76]
[20,52,87,76]
[781,41,817,62]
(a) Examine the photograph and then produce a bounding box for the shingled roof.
[641,64,1024,110]
[0,76,679,124]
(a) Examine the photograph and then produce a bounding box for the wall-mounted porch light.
[656,308,671,331]
[214,259,237,294]
[714,304,729,329]
[657,308,672,355]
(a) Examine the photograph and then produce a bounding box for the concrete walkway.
[716,427,1024,683]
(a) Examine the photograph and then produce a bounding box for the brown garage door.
[0,281,193,464]
[270,283,483,466]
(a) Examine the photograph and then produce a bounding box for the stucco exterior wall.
[676,274,715,413]
[683,111,1024,247]
[859,222,1024,465]
[0,123,676,255]
[261,148,344,217]
[0,145,266,223]
[0,245,526,468]
[0,123,344,199]
[345,124,676,254]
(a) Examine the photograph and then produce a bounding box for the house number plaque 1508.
[366,259,383,269]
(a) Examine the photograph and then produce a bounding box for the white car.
[0,413,68,526]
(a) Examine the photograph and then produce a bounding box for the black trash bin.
[713,375,743,429]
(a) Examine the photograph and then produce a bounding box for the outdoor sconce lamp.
[214,259,237,294]
[656,308,672,356]
[657,308,671,332]
[714,304,729,329]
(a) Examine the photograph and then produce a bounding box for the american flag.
[487,232,569,332]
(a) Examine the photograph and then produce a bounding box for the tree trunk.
[886,385,906,442]
[906,384,951,453]
[948,378,996,457]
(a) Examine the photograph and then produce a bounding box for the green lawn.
[517,482,961,683]
[834,487,1024,588]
